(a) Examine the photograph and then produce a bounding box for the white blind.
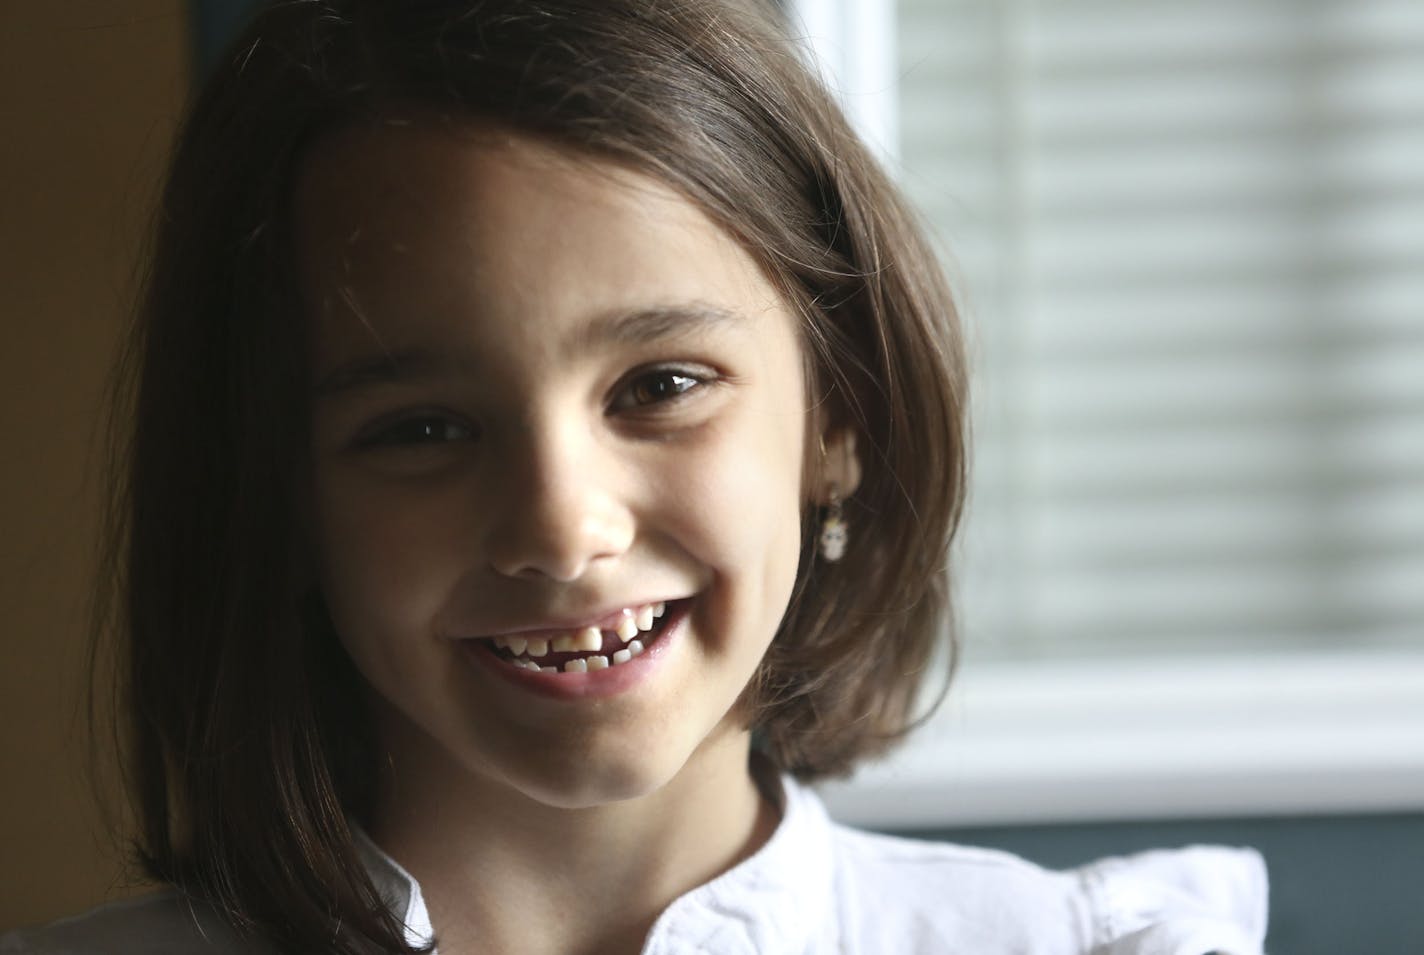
[895,0,1424,660]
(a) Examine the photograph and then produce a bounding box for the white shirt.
[2,775,1268,954]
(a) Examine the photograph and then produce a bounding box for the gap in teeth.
[491,601,667,660]
[495,605,664,673]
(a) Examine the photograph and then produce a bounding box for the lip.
[459,599,689,701]
[462,599,675,642]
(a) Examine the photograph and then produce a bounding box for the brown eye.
[359,414,478,448]
[609,362,723,415]
[629,372,699,405]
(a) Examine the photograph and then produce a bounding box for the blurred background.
[2,0,1419,950]
[1,0,188,931]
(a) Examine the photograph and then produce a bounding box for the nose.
[484,422,635,582]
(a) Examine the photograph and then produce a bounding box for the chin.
[494,717,747,813]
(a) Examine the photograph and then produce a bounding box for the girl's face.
[299,122,812,811]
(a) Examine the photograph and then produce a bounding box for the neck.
[368,726,778,955]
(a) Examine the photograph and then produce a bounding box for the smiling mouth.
[477,600,679,674]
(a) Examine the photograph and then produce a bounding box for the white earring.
[819,486,848,562]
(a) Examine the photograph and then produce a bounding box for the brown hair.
[99,0,969,950]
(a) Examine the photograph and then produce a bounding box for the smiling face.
[298,122,813,812]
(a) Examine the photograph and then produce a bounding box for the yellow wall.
[0,0,188,930]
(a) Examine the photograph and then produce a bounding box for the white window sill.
[816,650,1424,829]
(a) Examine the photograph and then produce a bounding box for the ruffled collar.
[353,769,833,954]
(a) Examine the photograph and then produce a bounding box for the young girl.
[3,1,1267,952]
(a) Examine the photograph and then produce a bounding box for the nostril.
[488,542,601,583]
[486,498,634,582]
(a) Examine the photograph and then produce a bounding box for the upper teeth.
[490,601,666,662]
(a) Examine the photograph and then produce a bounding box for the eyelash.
[355,411,477,449]
[611,366,714,411]
[350,366,715,450]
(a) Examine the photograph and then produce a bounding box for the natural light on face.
[297,120,812,813]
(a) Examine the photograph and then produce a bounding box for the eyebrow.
[311,301,747,399]
[583,301,746,348]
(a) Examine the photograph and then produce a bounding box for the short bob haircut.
[99,0,968,950]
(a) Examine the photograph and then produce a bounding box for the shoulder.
[826,825,1268,954]
[0,891,266,955]
[1075,844,1270,955]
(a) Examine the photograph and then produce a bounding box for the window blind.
[894,0,1424,660]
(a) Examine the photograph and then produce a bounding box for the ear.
[814,427,862,505]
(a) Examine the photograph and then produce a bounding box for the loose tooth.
[586,654,609,670]
[505,635,528,656]
[635,605,654,631]
[551,633,578,653]
[612,648,632,665]
[616,615,639,642]
[653,602,666,617]
[628,639,645,657]
[575,626,603,652]
[564,658,588,673]
[540,665,558,673]
[526,637,549,658]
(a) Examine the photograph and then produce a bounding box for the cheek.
[313,474,468,648]
[666,406,807,607]
[684,452,801,554]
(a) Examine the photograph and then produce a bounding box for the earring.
[819,485,848,562]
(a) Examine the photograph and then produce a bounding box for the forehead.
[295,119,659,258]
[292,119,798,375]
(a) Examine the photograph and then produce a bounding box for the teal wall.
[904,812,1424,954]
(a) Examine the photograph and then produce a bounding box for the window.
[790,0,1424,826]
